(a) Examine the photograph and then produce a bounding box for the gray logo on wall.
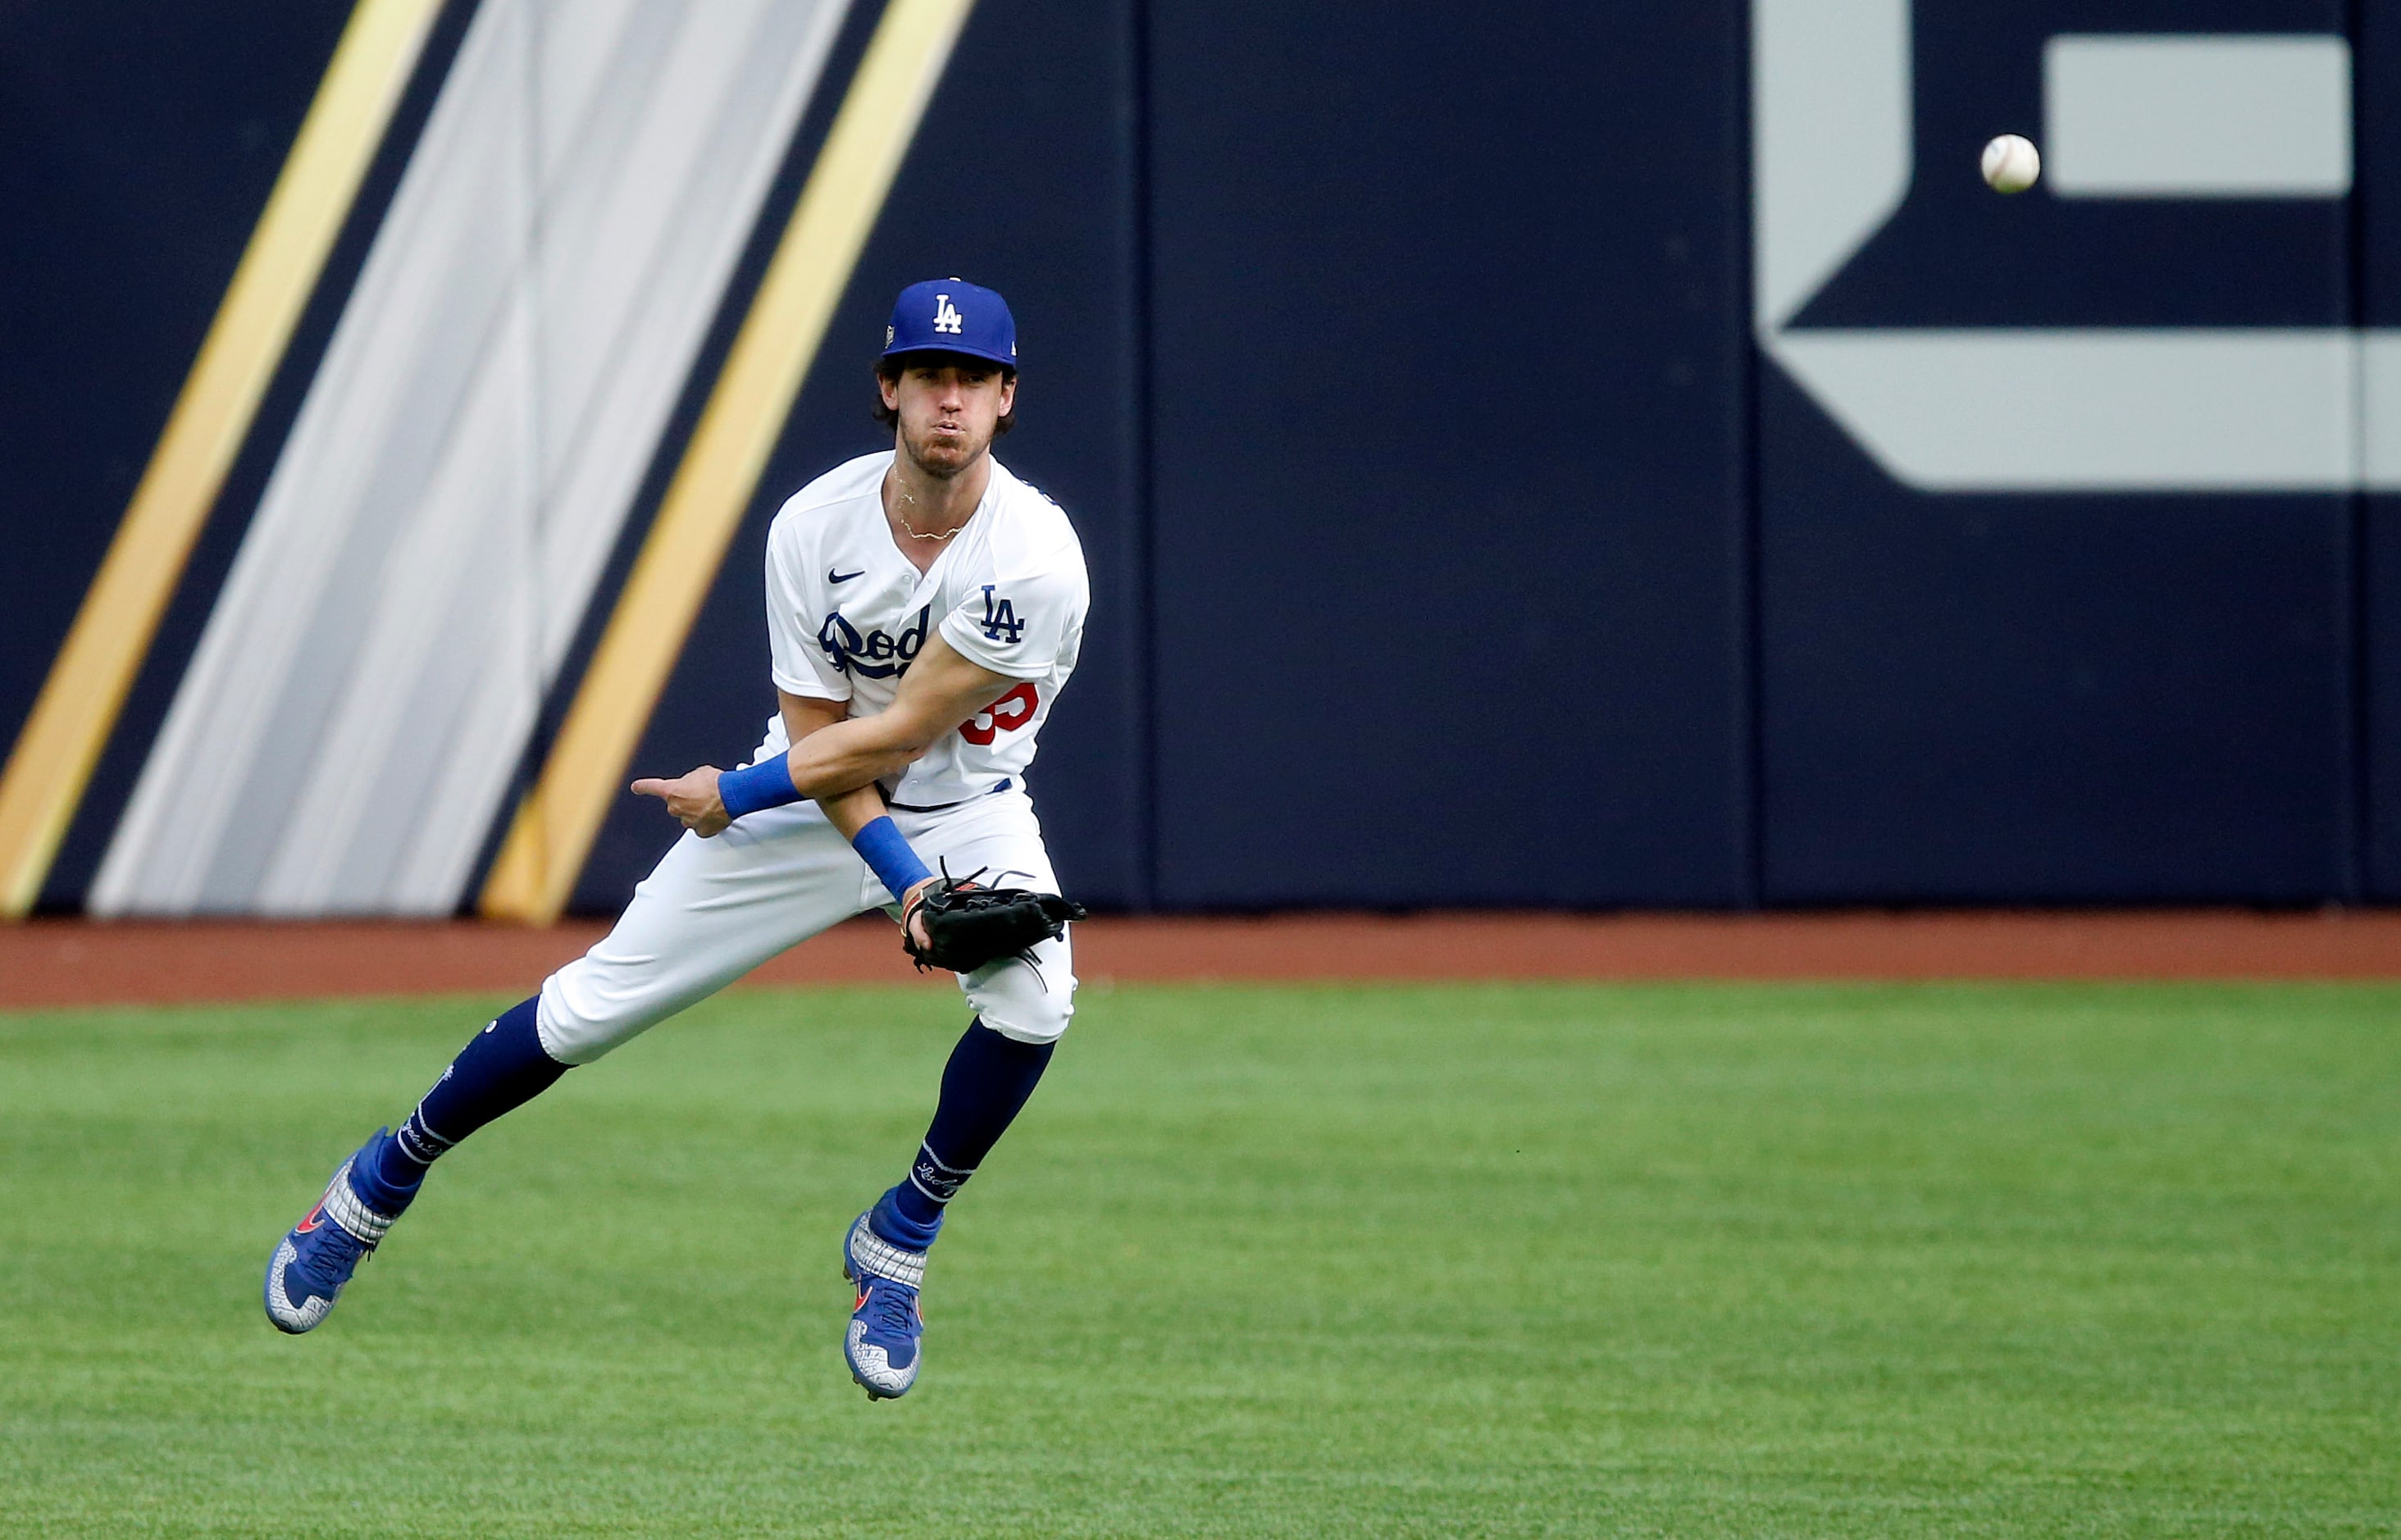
[1754,0,2390,491]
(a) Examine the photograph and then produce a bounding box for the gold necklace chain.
[893,487,959,542]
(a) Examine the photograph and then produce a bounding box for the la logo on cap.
[932,294,964,335]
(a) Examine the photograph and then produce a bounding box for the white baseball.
[1981,134,2040,194]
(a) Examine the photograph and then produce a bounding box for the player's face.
[883,358,1014,478]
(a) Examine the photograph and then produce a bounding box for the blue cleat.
[263,1132,403,1334]
[841,1212,928,1399]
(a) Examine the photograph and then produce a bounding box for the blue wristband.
[852,815,933,900]
[717,756,801,820]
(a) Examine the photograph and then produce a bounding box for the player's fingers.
[631,777,666,798]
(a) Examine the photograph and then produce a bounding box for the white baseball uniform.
[536,450,1089,1065]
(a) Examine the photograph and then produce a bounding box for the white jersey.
[759,451,1088,809]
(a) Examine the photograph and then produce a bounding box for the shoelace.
[862,1280,918,1337]
[297,1221,373,1281]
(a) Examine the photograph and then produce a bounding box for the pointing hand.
[631,766,731,837]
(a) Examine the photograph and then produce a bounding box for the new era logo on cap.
[883,277,1016,369]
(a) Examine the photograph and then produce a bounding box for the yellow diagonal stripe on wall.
[0,0,443,918]
[480,0,978,925]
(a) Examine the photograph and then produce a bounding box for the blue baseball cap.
[882,277,1017,370]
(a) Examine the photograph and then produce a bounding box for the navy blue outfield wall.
[1760,0,2356,904]
[2359,0,2401,897]
[8,0,2401,912]
[1144,0,1752,909]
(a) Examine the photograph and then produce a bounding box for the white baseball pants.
[535,788,1076,1064]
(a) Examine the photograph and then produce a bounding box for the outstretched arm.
[779,632,1014,800]
[631,691,872,839]
[782,698,887,841]
[630,631,1014,835]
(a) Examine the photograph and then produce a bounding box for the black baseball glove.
[900,867,1087,973]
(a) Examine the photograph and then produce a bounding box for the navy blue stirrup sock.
[362,997,569,1205]
[872,1019,1055,1249]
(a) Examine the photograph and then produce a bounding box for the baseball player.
[265,279,1088,1401]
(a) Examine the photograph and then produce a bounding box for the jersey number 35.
[959,683,1038,745]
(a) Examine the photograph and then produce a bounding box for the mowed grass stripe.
[0,983,2393,1538]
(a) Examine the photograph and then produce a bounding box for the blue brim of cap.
[880,341,1017,369]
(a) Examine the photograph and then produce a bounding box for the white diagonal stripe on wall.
[93,0,851,916]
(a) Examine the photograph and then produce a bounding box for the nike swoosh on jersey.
[829,567,865,583]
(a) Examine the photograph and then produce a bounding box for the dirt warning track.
[7,909,2401,1009]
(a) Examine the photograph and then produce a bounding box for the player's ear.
[877,367,901,411]
[995,372,1016,414]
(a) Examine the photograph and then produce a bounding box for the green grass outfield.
[1,982,2394,1538]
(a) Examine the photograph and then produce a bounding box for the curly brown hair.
[872,352,1018,437]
